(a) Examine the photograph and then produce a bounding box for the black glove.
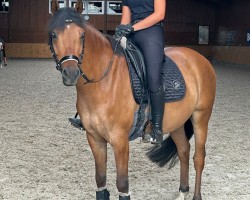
[114,24,134,39]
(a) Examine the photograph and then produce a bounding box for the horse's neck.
[77,27,125,91]
[77,27,133,104]
[83,27,114,79]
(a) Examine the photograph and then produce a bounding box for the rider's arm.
[133,0,166,31]
[120,6,131,25]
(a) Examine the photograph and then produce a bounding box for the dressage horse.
[48,1,216,199]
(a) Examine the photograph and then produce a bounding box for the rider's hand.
[114,24,134,39]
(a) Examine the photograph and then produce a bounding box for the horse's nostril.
[62,69,68,76]
[76,69,80,77]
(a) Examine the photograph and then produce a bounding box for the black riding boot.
[150,85,165,144]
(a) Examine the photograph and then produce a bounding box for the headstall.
[48,22,119,84]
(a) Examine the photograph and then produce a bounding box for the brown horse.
[48,1,216,200]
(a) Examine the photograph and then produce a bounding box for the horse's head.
[48,0,85,86]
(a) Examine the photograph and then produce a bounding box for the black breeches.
[3,48,6,57]
[131,26,165,92]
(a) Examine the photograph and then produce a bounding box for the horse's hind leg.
[191,110,211,200]
[87,133,110,200]
[170,125,191,200]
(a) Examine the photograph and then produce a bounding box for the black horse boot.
[96,188,110,200]
[150,85,165,144]
[119,195,130,200]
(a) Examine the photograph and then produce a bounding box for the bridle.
[48,31,93,83]
[48,27,119,84]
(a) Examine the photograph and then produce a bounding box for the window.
[86,1,104,14]
[0,0,9,12]
[107,1,122,15]
[247,31,250,46]
[198,26,209,45]
[68,1,104,15]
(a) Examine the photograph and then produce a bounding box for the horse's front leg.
[87,133,110,200]
[112,132,130,200]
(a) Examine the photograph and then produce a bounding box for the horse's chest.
[81,111,109,135]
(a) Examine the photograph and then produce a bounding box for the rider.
[114,0,166,144]
[69,0,166,145]
[0,37,7,67]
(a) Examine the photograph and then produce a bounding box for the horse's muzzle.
[62,67,81,86]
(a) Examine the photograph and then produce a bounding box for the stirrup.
[141,121,163,145]
[150,129,163,145]
[68,113,85,130]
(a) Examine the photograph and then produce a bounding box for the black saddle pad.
[129,56,186,104]
[162,56,186,102]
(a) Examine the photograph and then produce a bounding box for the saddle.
[120,37,186,104]
[118,37,186,141]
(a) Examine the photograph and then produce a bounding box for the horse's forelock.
[48,7,86,31]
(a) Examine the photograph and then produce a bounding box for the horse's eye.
[50,32,57,39]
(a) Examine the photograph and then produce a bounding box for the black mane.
[48,7,86,31]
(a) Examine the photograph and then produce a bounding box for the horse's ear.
[75,0,83,14]
[51,0,60,15]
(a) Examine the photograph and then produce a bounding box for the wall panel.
[9,0,50,43]
[215,0,250,46]
[0,13,9,40]
[6,43,51,58]
[2,0,250,64]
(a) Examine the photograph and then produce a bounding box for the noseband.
[59,54,81,67]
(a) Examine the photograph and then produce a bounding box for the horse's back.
[164,47,216,112]
[164,46,213,72]
[165,46,216,89]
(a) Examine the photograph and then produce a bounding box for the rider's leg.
[3,48,7,66]
[149,85,164,144]
[133,25,165,144]
[4,57,7,66]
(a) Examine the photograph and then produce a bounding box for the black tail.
[146,118,194,168]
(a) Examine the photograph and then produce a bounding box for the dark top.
[122,0,154,22]
[0,37,6,57]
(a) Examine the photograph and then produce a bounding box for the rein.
[49,30,119,85]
